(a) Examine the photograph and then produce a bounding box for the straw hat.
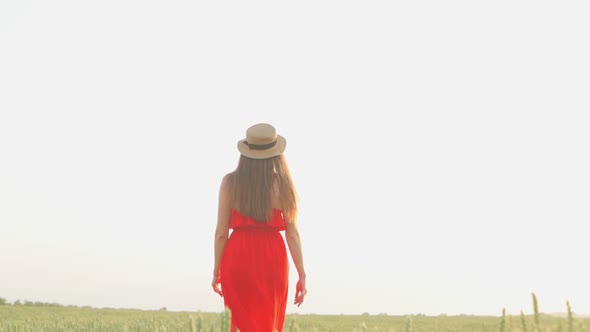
[237,123,286,159]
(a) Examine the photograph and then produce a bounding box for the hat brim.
[237,135,287,159]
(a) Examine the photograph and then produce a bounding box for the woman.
[212,123,307,332]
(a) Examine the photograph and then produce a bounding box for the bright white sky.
[1,1,589,317]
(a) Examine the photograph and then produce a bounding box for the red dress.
[220,209,289,332]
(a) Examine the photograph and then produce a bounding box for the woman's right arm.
[285,221,307,306]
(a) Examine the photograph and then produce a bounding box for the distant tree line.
[0,296,65,307]
[0,296,164,311]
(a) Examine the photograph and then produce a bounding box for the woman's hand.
[294,277,307,306]
[211,274,223,297]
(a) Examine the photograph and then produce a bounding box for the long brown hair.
[228,154,298,223]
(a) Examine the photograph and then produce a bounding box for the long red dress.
[220,208,289,332]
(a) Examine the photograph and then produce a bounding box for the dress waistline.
[232,226,281,232]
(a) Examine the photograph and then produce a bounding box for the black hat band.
[243,139,278,150]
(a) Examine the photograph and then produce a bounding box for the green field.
[1,294,588,331]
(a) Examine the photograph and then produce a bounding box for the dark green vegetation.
[1,294,588,331]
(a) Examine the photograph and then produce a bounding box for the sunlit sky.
[1,1,589,316]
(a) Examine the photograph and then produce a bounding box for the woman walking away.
[212,123,307,332]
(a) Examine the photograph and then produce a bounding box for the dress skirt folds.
[220,209,288,332]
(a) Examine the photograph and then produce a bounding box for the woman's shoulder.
[222,171,236,181]
[219,173,236,205]
[220,172,236,188]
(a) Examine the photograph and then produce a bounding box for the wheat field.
[1,294,588,331]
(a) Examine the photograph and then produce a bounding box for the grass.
[0,293,588,331]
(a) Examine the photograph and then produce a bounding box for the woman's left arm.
[212,175,231,297]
